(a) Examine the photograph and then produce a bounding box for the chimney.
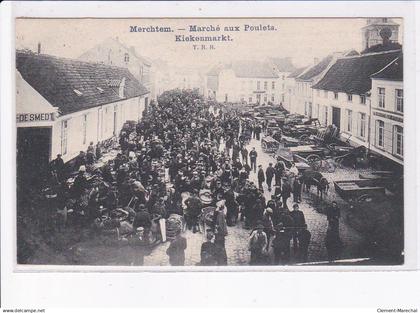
[37,42,41,54]
[313,57,319,65]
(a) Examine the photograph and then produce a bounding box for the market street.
[144,137,366,266]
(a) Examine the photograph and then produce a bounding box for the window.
[264,95,267,103]
[83,114,87,144]
[382,18,388,23]
[249,96,253,103]
[308,103,313,118]
[378,87,385,108]
[61,120,68,155]
[376,120,385,147]
[347,94,353,102]
[304,102,308,116]
[395,89,403,113]
[271,94,275,102]
[257,81,261,90]
[346,109,353,133]
[324,91,328,98]
[359,113,366,138]
[393,125,403,157]
[360,95,366,105]
[124,53,129,62]
[264,81,268,90]
[324,106,328,126]
[272,81,275,90]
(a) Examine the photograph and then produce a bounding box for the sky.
[16,18,403,69]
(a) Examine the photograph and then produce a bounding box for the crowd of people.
[43,89,343,266]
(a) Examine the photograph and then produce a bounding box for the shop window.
[271,94,275,102]
[264,81,268,90]
[395,89,403,113]
[324,106,328,126]
[393,125,403,157]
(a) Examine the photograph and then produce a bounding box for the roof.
[361,42,402,54]
[231,60,278,78]
[288,66,308,78]
[312,50,402,94]
[297,55,334,81]
[371,55,403,81]
[268,57,296,73]
[16,50,149,116]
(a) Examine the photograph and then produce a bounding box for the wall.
[52,95,147,163]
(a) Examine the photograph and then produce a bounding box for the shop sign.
[373,111,403,123]
[16,112,55,123]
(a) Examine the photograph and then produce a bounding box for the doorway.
[332,107,341,131]
[17,127,52,191]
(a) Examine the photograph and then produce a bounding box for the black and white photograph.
[15,17,405,267]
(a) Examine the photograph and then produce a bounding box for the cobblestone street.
[144,137,366,266]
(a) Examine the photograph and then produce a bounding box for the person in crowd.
[272,222,292,265]
[248,222,268,265]
[289,161,299,177]
[200,231,217,266]
[254,123,262,140]
[265,162,275,192]
[166,229,187,266]
[50,154,66,183]
[297,224,311,263]
[325,224,343,262]
[241,146,248,165]
[184,190,202,233]
[71,165,88,198]
[292,174,303,203]
[257,165,265,190]
[86,142,96,165]
[274,158,285,186]
[262,208,274,250]
[290,203,306,255]
[281,177,292,210]
[249,147,258,173]
[212,202,228,265]
[325,201,340,233]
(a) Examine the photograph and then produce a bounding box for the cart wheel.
[356,194,373,203]
[306,154,322,165]
[299,134,310,144]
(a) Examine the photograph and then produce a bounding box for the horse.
[302,170,330,200]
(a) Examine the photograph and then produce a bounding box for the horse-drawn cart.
[261,136,281,154]
[334,179,386,202]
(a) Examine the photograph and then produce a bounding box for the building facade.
[16,51,150,179]
[370,56,403,165]
[213,60,279,105]
[312,50,402,163]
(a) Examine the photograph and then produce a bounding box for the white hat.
[79,165,86,172]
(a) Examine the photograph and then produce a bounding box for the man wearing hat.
[249,147,258,173]
[265,163,275,192]
[200,230,217,266]
[248,222,268,265]
[281,177,292,210]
